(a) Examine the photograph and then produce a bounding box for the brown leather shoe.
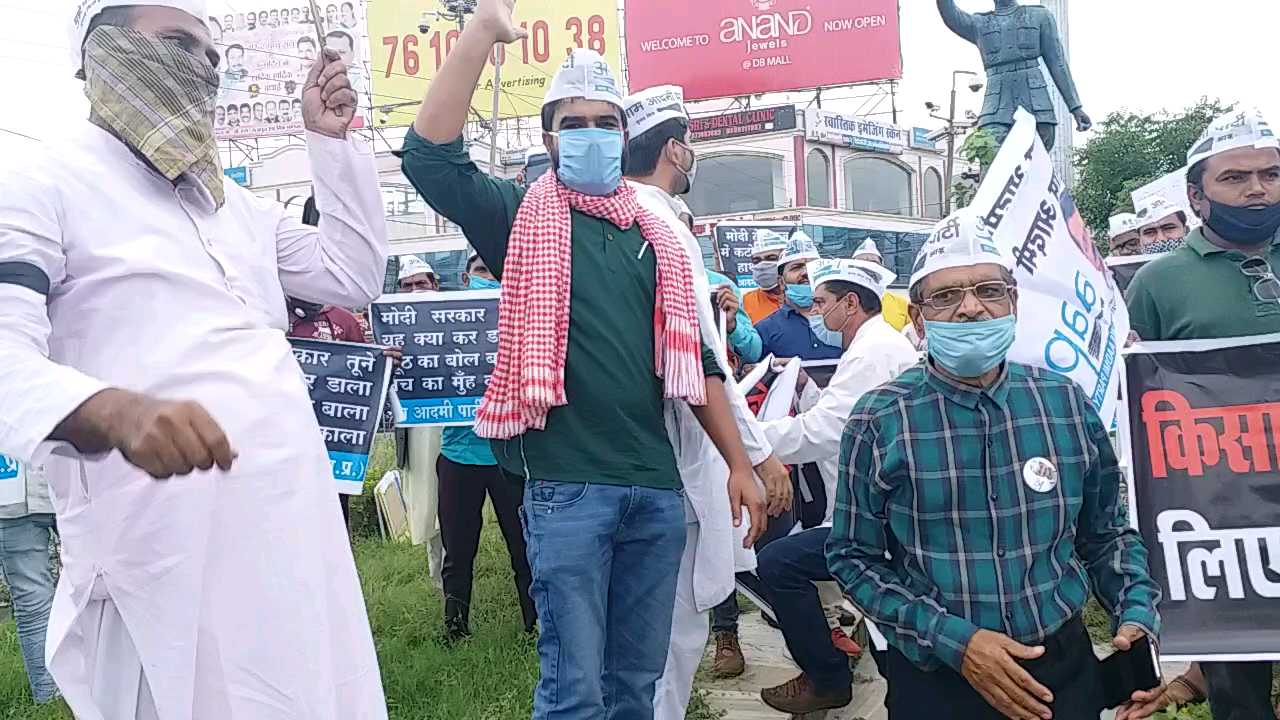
[760,672,852,715]
[711,630,746,678]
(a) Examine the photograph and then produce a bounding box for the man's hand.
[959,629,1053,720]
[753,454,792,517]
[1073,109,1093,132]
[716,287,740,334]
[61,389,237,479]
[1115,683,1172,720]
[302,50,357,139]
[383,346,404,362]
[1112,624,1148,653]
[472,0,528,44]
[728,465,768,548]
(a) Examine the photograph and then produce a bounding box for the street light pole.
[934,70,980,216]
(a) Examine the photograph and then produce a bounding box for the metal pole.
[489,50,502,176]
[944,82,957,215]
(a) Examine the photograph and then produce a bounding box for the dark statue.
[938,0,1091,151]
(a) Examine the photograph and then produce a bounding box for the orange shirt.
[743,288,783,325]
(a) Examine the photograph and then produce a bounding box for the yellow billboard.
[367,0,623,123]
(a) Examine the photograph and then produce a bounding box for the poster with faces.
[209,0,369,140]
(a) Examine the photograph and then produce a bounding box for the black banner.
[1106,255,1156,296]
[289,338,391,493]
[369,292,500,427]
[690,106,797,143]
[714,223,796,289]
[1125,337,1280,658]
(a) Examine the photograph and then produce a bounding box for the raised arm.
[937,0,978,43]
[274,131,388,308]
[413,0,526,144]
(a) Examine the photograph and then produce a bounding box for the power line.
[0,127,41,142]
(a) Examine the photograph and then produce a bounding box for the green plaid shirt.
[826,361,1160,671]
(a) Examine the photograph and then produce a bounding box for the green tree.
[1072,98,1233,245]
[952,128,998,210]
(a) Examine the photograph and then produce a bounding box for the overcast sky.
[0,0,1272,160]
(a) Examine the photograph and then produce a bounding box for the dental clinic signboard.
[804,109,909,155]
[624,0,902,102]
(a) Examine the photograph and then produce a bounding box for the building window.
[687,153,787,216]
[923,167,944,219]
[806,149,831,208]
[843,156,913,217]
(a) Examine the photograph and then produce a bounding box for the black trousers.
[885,616,1103,720]
[1202,661,1275,720]
[436,455,536,632]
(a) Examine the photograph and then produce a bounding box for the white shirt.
[0,121,389,719]
[762,314,919,525]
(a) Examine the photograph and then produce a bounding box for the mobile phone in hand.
[1098,634,1161,709]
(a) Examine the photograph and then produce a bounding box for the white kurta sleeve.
[0,172,109,462]
[762,350,876,467]
[275,132,388,308]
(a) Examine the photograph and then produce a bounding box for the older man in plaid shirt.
[826,209,1161,720]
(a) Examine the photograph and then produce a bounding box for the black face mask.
[1206,199,1280,247]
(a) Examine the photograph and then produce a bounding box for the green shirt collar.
[1185,226,1280,258]
[924,359,1012,409]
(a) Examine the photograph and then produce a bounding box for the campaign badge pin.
[1023,457,1058,493]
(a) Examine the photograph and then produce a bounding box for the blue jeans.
[0,514,58,703]
[521,480,686,720]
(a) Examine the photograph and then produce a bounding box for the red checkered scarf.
[474,175,707,440]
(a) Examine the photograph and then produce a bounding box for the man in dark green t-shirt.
[397,1,766,717]
[1125,109,1280,720]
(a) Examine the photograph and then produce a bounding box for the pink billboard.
[625,0,902,101]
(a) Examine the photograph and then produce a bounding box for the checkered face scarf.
[83,25,224,209]
[474,175,707,440]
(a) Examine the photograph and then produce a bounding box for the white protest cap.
[750,230,788,257]
[1108,212,1139,239]
[397,256,435,281]
[543,48,624,116]
[853,237,883,260]
[1135,195,1185,226]
[624,85,688,139]
[1187,108,1279,168]
[909,208,1011,290]
[778,231,820,268]
[70,0,207,73]
[808,258,896,297]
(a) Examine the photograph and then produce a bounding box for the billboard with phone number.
[625,0,901,102]
[367,0,622,123]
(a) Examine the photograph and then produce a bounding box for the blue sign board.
[911,127,939,151]
[224,166,249,186]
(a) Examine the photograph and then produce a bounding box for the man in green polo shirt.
[1124,110,1280,720]
[397,1,766,717]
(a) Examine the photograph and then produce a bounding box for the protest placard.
[289,338,392,494]
[1122,333,1280,660]
[972,109,1129,426]
[714,222,797,289]
[1105,254,1160,297]
[369,291,500,427]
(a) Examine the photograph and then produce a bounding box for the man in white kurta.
[0,2,387,718]
[623,84,794,720]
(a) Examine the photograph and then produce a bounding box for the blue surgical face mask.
[553,128,623,196]
[808,314,843,347]
[467,276,500,290]
[785,283,813,308]
[924,315,1017,377]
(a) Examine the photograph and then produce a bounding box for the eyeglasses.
[920,281,1012,310]
[1239,256,1280,303]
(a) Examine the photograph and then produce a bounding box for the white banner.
[972,109,1129,426]
[209,0,369,140]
